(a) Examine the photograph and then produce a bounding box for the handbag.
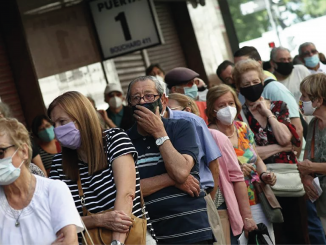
[77,174,147,245]
[266,163,305,197]
[253,181,283,223]
[248,223,273,245]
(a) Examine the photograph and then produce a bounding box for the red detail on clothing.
[195,101,208,124]
[55,140,62,153]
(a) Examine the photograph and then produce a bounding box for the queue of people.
[1,42,326,245]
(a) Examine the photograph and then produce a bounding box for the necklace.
[226,126,236,138]
[8,175,34,228]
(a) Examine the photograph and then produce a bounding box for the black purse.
[248,223,274,245]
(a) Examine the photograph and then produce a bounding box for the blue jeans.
[306,199,326,244]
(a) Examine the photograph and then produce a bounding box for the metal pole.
[101,61,109,84]
[264,0,281,46]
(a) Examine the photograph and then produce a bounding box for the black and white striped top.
[49,128,155,239]
[39,147,56,170]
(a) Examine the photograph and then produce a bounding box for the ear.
[161,94,168,106]
[170,86,176,93]
[258,60,263,65]
[194,78,200,86]
[184,107,192,113]
[21,143,29,161]
[270,60,276,68]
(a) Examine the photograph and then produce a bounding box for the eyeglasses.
[0,145,15,159]
[302,49,318,57]
[130,94,160,105]
[170,106,186,111]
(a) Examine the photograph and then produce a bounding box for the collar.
[166,107,173,119]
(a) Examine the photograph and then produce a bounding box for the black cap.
[165,67,199,89]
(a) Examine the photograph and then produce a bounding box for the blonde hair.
[0,118,32,165]
[300,73,326,102]
[233,59,265,89]
[168,93,200,116]
[48,91,106,180]
[206,84,242,124]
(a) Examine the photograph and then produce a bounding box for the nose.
[139,97,146,105]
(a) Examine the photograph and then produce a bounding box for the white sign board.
[89,0,162,59]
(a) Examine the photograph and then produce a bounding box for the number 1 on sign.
[115,12,132,41]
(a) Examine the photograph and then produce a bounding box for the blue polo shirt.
[167,107,222,189]
[127,118,212,244]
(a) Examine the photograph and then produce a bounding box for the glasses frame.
[129,94,161,105]
[0,145,15,159]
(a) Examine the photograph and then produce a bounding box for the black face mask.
[132,98,163,115]
[274,61,294,76]
[240,83,264,102]
[198,86,207,92]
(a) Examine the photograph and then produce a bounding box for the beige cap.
[104,83,123,95]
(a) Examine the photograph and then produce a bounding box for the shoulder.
[52,153,63,164]
[35,175,68,194]
[308,117,318,128]
[234,120,248,130]
[123,105,133,113]
[103,128,129,140]
[208,128,228,141]
[294,64,311,76]
[172,110,206,125]
[270,100,288,110]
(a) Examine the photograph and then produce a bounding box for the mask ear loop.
[11,148,26,169]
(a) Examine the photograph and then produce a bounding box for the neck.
[314,107,326,127]
[215,120,234,136]
[311,63,320,71]
[109,105,123,114]
[4,168,33,198]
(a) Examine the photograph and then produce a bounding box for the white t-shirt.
[0,175,83,245]
[278,65,311,103]
[308,62,326,74]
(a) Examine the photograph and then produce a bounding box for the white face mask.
[0,149,25,185]
[215,106,237,125]
[300,100,316,116]
[108,96,123,109]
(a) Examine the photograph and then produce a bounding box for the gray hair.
[0,102,12,118]
[126,76,165,104]
[298,42,316,57]
[270,47,291,61]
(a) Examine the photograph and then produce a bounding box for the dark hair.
[216,60,234,81]
[31,115,52,138]
[234,46,262,61]
[145,64,165,76]
[263,61,272,71]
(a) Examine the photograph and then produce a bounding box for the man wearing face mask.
[104,83,134,131]
[271,47,311,103]
[126,76,214,244]
[165,67,208,124]
[299,42,326,74]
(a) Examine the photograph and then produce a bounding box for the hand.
[298,159,314,175]
[99,210,133,233]
[251,97,271,117]
[261,172,277,186]
[240,164,255,177]
[301,174,319,201]
[243,218,258,237]
[133,106,166,139]
[175,175,200,197]
[52,233,64,245]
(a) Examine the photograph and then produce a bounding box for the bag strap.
[263,78,275,88]
[311,119,317,161]
[77,172,88,216]
[80,216,95,245]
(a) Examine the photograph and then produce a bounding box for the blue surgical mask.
[304,54,320,68]
[0,149,25,185]
[38,126,55,142]
[184,84,198,99]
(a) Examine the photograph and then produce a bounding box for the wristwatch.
[111,240,124,245]
[155,136,170,147]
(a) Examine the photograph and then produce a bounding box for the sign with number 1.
[89,0,163,59]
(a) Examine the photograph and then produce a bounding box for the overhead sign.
[240,0,266,16]
[89,0,163,59]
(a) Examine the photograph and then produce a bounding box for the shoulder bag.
[77,174,147,245]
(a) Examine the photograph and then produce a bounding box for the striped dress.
[49,128,155,240]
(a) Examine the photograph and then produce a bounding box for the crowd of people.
[1,41,326,245]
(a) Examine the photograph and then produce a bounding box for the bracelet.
[267,115,276,120]
[259,172,267,184]
[244,218,253,221]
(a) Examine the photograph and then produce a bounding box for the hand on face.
[133,106,166,139]
[250,97,271,117]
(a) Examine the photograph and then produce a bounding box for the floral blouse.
[242,101,301,164]
[234,121,260,206]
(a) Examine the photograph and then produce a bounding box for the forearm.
[268,117,292,146]
[256,145,283,160]
[311,162,326,175]
[159,140,193,184]
[208,158,219,199]
[55,224,78,245]
[140,174,175,197]
[291,117,303,158]
[255,157,267,174]
[234,181,253,220]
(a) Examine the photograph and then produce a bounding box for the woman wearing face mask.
[233,59,310,244]
[31,115,61,176]
[298,73,326,235]
[207,84,276,243]
[48,91,155,245]
[0,117,83,245]
[167,93,200,116]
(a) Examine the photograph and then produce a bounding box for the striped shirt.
[39,148,56,170]
[127,118,212,244]
[49,128,155,239]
